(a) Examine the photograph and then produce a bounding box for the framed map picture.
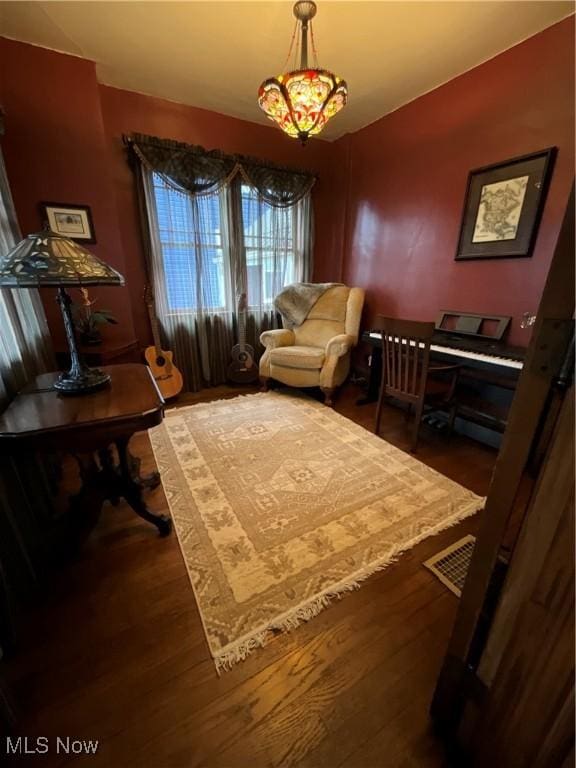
[455,148,556,260]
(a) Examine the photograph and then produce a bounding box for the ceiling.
[1,1,573,140]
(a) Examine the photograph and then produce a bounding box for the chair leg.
[321,387,335,407]
[405,402,412,422]
[259,376,270,393]
[411,398,425,452]
[374,390,385,435]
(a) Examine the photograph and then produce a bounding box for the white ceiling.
[1,1,573,140]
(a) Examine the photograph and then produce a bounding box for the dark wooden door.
[431,184,575,764]
[462,384,574,766]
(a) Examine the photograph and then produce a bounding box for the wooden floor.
[8,383,497,768]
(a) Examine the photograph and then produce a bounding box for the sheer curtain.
[141,170,235,391]
[233,179,313,353]
[136,150,313,392]
[0,146,53,406]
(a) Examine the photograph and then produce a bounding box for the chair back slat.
[407,337,415,395]
[404,337,410,393]
[387,333,395,391]
[396,336,403,390]
[374,317,434,402]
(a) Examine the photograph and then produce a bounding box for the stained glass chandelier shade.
[258,1,348,143]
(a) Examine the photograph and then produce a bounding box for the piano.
[360,311,527,445]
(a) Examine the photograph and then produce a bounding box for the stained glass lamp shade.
[258,1,348,143]
[0,230,125,394]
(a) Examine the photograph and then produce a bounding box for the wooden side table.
[0,364,171,537]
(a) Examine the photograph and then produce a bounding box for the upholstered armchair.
[259,285,365,405]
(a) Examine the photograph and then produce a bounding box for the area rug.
[149,392,484,671]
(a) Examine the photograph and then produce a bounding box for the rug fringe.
[214,498,483,673]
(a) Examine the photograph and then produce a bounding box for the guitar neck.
[147,300,163,353]
[238,311,246,349]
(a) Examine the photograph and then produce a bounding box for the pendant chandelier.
[258,1,348,144]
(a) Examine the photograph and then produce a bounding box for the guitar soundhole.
[156,355,166,366]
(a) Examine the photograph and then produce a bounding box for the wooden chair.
[374,317,460,451]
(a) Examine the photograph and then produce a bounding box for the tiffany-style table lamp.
[0,229,125,394]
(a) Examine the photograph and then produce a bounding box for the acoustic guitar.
[143,287,183,400]
[228,292,259,384]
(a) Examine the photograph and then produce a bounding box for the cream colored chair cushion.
[269,345,325,370]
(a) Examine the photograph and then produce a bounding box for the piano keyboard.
[368,332,524,370]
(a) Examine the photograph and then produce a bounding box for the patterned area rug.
[150,392,484,671]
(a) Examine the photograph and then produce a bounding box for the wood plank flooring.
[6,383,496,767]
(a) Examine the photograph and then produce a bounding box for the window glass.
[152,174,226,311]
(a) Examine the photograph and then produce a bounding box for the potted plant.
[72,287,118,346]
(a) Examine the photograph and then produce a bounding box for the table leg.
[115,437,172,536]
[98,447,121,505]
[67,454,108,543]
[126,448,161,491]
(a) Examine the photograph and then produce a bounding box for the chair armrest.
[325,334,354,358]
[260,329,295,349]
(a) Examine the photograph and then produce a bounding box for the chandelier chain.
[293,21,301,70]
[309,21,319,68]
[281,19,299,74]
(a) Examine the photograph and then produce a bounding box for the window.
[241,184,297,309]
[150,175,304,316]
[152,173,228,312]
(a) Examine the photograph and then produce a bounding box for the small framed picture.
[40,202,96,244]
[455,147,556,261]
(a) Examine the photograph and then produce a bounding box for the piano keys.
[367,331,524,371]
[360,311,528,446]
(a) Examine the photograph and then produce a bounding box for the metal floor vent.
[423,535,476,597]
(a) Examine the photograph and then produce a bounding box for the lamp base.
[54,287,112,395]
[54,367,111,395]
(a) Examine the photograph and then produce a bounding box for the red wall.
[1,17,574,353]
[0,38,136,349]
[336,17,574,346]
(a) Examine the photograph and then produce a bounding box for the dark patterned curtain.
[127,133,316,208]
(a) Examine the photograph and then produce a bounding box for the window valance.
[125,133,316,208]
